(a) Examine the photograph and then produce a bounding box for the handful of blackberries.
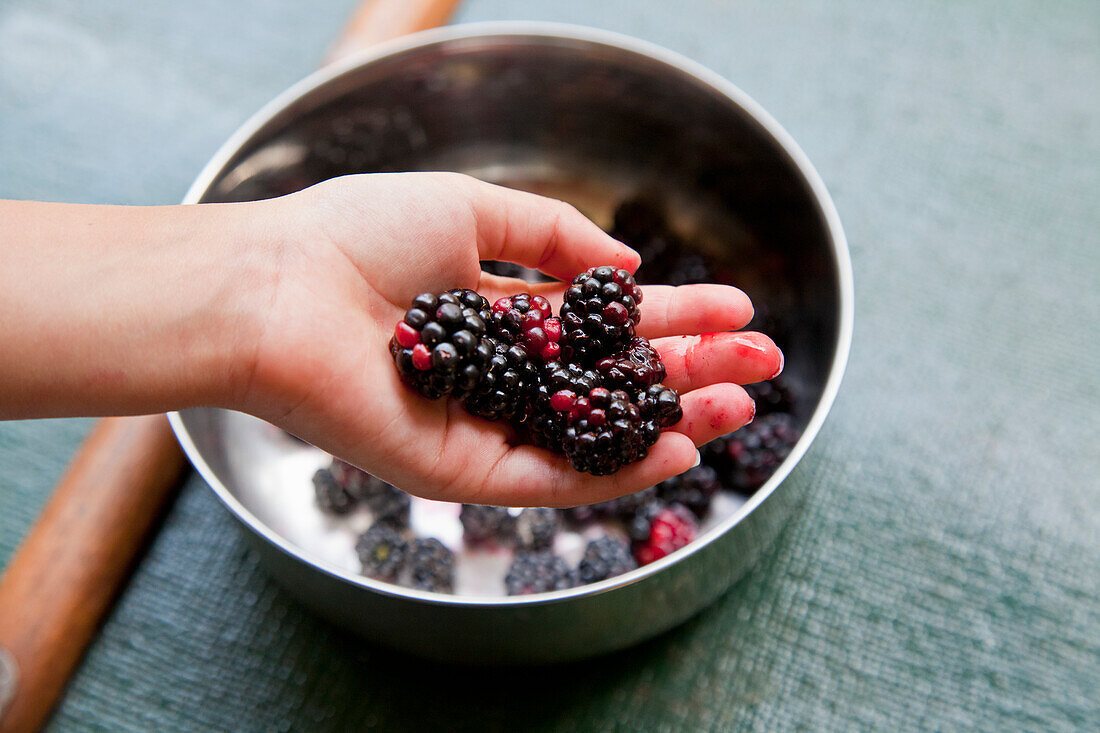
[389,266,682,475]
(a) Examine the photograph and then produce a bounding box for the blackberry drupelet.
[463,339,540,422]
[657,465,721,519]
[560,266,643,364]
[594,337,666,390]
[513,507,559,551]
[355,522,407,582]
[527,361,601,452]
[504,551,575,595]
[459,504,515,544]
[312,467,358,515]
[403,538,455,593]
[703,413,802,494]
[632,503,698,565]
[489,293,563,362]
[390,289,494,400]
[560,387,654,476]
[576,536,637,584]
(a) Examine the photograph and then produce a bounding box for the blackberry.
[363,482,411,527]
[744,375,798,417]
[591,486,658,519]
[390,289,494,399]
[489,293,563,363]
[463,339,540,422]
[330,458,372,497]
[576,536,637,584]
[312,467,358,515]
[610,198,715,286]
[703,413,801,494]
[403,538,455,593]
[527,361,601,452]
[656,465,721,519]
[564,486,656,524]
[593,337,666,390]
[355,522,407,582]
[504,551,575,595]
[635,384,684,428]
[632,503,698,565]
[627,500,668,544]
[513,507,559,551]
[561,388,657,476]
[459,504,515,544]
[560,266,643,364]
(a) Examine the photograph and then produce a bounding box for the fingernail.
[692,450,701,468]
[746,399,757,426]
[770,347,785,379]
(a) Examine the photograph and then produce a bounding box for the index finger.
[464,179,640,281]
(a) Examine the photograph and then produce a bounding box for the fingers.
[462,431,698,507]
[463,178,640,281]
[670,383,756,445]
[636,284,753,338]
[655,332,783,392]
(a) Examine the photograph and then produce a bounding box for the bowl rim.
[169,20,854,607]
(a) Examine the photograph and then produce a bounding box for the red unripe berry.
[411,343,432,370]
[532,295,552,318]
[394,321,420,348]
[550,390,577,412]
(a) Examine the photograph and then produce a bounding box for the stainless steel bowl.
[169,22,852,663]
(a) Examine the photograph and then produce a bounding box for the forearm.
[0,199,273,419]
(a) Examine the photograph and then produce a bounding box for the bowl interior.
[175,28,847,600]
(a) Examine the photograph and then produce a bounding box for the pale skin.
[0,172,782,506]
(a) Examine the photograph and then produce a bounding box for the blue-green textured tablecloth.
[1,1,1097,730]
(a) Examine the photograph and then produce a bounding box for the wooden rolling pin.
[0,1,460,730]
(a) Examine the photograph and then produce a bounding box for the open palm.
[241,173,782,506]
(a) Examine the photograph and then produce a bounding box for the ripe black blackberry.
[576,536,637,584]
[390,289,494,399]
[363,482,411,528]
[560,387,654,476]
[635,384,684,428]
[610,198,715,286]
[656,465,721,519]
[627,500,668,544]
[565,486,658,524]
[355,522,407,582]
[312,467,358,515]
[560,266,643,364]
[702,412,801,494]
[593,337,666,390]
[459,504,515,544]
[403,538,455,593]
[489,293,563,363]
[744,375,797,417]
[527,361,601,452]
[504,551,575,595]
[592,486,658,519]
[463,339,540,422]
[513,507,559,551]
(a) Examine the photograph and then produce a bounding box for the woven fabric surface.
[1,0,1097,730]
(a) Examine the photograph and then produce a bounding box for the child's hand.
[237,173,782,506]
